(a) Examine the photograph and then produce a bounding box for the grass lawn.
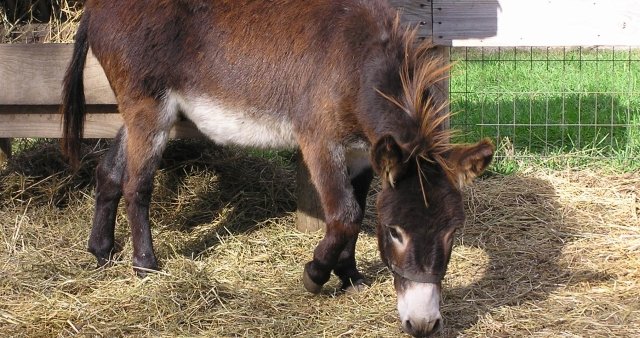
[449,47,640,170]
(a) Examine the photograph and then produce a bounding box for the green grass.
[449,47,640,171]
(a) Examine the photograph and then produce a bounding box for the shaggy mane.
[376,19,459,200]
[379,24,455,148]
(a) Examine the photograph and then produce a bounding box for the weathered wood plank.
[0,104,115,115]
[0,44,115,105]
[433,46,450,131]
[295,153,325,233]
[0,113,203,138]
[389,0,432,40]
[433,0,640,46]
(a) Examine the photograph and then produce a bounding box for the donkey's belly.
[170,93,297,149]
[346,143,372,179]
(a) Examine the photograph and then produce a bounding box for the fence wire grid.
[448,46,640,162]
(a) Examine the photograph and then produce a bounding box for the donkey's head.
[370,33,494,336]
[372,135,493,336]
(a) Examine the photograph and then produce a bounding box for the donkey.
[60,0,493,336]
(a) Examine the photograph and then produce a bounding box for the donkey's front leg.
[333,168,373,292]
[88,128,127,267]
[300,145,364,294]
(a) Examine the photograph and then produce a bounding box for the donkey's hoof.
[342,279,370,294]
[89,246,115,268]
[133,265,160,278]
[132,256,159,278]
[303,268,323,294]
[95,256,113,268]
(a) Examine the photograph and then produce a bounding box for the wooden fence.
[1,0,638,230]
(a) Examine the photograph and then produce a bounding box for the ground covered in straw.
[1,140,639,337]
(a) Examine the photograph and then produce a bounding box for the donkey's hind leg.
[88,128,127,267]
[120,100,176,276]
[333,168,373,292]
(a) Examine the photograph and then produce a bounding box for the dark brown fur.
[60,1,494,336]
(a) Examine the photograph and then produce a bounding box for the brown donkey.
[60,1,493,336]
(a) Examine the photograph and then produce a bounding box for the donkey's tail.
[60,12,91,168]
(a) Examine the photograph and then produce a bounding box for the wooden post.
[0,138,11,164]
[435,46,451,131]
[295,152,325,233]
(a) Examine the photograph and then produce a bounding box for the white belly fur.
[166,91,297,148]
[164,91,372,175]
[345,142,371,179]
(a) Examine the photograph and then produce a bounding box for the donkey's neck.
[356,54,422,148]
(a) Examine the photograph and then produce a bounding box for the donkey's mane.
[378,21,454,160]
[377,19,458,199]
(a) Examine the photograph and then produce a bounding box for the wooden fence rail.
[1,0,639,231]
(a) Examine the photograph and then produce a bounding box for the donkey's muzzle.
[396,280,442,337]
[402,317,441,337]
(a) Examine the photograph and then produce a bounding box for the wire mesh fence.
[449,46,640,162]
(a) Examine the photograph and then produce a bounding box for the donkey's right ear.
[372,135,406,188]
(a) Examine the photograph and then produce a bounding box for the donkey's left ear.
[445,138,494,189]
[371,135,407,188]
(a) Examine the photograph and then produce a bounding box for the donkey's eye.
[388,226,402,243]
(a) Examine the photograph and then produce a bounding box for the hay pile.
[1,139,638,337]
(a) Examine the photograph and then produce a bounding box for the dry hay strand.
[1,0,82,43]
[0,139,104,208]
[1,140,639,337]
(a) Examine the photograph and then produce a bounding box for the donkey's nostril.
[404,319,413,331]
[402,318,441,337]
[431,318,441,332]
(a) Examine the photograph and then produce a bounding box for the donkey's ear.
[445,138,494,189]
[372,135,406,188]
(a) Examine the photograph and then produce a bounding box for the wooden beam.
[295,153,325,233]
[0,44,115,105]
[0,112,204,139]
[433,0,640,47]
[434,46,450,131]
[0,104,115,115]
